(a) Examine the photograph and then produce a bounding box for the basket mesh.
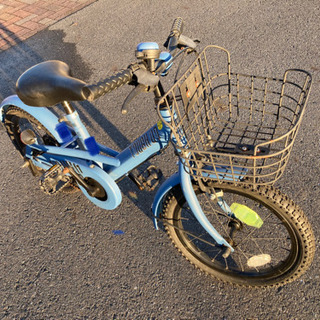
[157,46,312,187]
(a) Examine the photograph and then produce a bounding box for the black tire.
[4,106,79,192]
[163,182,315,287]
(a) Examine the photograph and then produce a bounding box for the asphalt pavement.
[0,0,319,319]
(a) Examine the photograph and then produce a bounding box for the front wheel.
[162,183,315,287]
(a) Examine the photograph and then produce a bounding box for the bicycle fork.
[179,159,234,253]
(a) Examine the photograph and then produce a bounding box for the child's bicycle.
[0,18,315,287]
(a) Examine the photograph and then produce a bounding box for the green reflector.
[230,203,263,228]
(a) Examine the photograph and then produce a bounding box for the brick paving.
[0,0,96,51]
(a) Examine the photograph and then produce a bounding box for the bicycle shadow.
[0,23,36,100]
[0,22,27,50]
[0,25,93,101]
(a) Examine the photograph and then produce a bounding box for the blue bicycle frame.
[0,92,233,253]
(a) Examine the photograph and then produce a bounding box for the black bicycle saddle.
[16,60,88,107]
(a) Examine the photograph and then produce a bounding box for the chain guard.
[74,162,122,210]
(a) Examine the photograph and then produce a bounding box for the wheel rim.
[171,186,299,283]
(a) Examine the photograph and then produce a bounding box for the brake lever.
[121,68,160,115]
[121,84,146,115]
[178,35,199,50]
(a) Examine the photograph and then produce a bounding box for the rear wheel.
[4,106,79,192]
[163,183,315,287]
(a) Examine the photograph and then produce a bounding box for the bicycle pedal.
[129,165,162,191]
[39,164,71,195]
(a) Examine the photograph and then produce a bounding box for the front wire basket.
[157,45,312,188]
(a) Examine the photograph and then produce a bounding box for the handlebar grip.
[167,17,184,54]
[83,69,133,101]
[170,17,184,37]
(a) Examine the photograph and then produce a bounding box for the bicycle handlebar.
[82,17,192,103]
[82,68,133,101]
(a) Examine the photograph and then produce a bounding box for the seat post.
[61,101,75,114]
